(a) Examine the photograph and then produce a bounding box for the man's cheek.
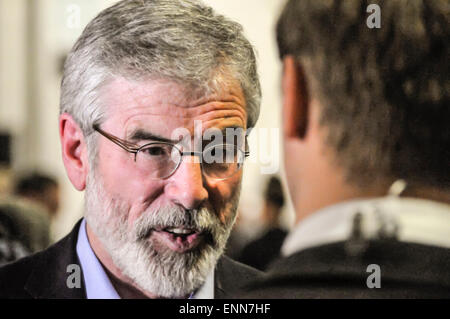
[209,181,241,224]
[126,194,167,229]
[127,201,148,228]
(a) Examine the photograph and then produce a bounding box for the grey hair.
[60,0,261,151]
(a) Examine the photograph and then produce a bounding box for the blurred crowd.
[0,147,60,265]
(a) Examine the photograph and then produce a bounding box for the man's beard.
[83,170,240,298]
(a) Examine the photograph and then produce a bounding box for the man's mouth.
[151,227,204,253]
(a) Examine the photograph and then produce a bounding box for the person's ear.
[59,113,89,191]
[282,55,309,140]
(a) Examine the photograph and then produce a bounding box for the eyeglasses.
[92,124,250,180]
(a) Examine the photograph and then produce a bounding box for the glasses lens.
[136,143,180,179]
[202,144,244,180]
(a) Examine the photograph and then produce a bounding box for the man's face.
[84,77,247,297]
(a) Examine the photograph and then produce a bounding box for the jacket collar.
[24,219,86,299]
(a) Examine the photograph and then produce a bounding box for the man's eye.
[142,146,169,156]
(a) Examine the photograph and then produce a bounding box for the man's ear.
[282,55,309,139]
[59,113,89,191]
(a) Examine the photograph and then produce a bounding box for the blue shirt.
[76,219,120,299]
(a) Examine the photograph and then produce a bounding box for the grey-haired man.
[0,0,262,299]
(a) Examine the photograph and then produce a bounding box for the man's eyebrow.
[128,129,180,144]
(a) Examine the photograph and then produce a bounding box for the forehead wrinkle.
[108,81,245,114]
[114,98,247,128]
[196,109,246,128]
[110,76,245,108]
[123,111,245,136]
[182,89,246,108]
[200,118,246,131]
[123,94,246,114]
[104,78,247,129]
[136,89,245,110]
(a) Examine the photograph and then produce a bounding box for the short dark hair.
[264,176,285,208]
[15,173,58,196]
[277,0,449,189]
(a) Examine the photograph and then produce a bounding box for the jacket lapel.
[24,219,86,299]
[214,255,264,299]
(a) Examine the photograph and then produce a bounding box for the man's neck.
[102,266,150,299]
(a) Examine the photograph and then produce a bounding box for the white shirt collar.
[76,218,214,299]
[282,197,450,257]
[192,269,214,299]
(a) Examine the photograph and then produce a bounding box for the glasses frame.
[92,124,250,180]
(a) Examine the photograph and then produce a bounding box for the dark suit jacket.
[0,220,263,299]
[242,240,450,298]
[238,228,287,271]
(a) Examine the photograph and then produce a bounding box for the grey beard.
[83,171,240,298]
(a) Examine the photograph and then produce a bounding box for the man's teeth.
[165,227,195,235]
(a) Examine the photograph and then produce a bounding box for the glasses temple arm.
[93,124,139,153]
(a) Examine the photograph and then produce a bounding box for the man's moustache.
[134,208,215,241]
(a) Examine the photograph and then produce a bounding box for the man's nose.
[165,156,208,210]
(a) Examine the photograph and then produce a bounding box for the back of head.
[277,0,449,190]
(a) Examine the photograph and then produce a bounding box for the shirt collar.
[76,218,214,299]
[282,197,450,257]
[76,219,121,299]
[192,269,214,299]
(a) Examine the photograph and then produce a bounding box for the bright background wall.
[0,0,294,241]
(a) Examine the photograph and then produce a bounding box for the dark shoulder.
[0,220,82,299]
[0,249,43,298]
[215,255,265,298]
[218,255,265,278]
[242,240,450,298]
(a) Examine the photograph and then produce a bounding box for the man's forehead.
[101,77,248,134]
[103,77,246,113]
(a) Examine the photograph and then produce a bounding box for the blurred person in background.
[0,138,51,262]
[0,0,263,299]
[0,206,30,266]
[238,176,287,270]
[0,133,12,195]
[0,198,50,259]
[243,0,450,298]
[14,173,60,220]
